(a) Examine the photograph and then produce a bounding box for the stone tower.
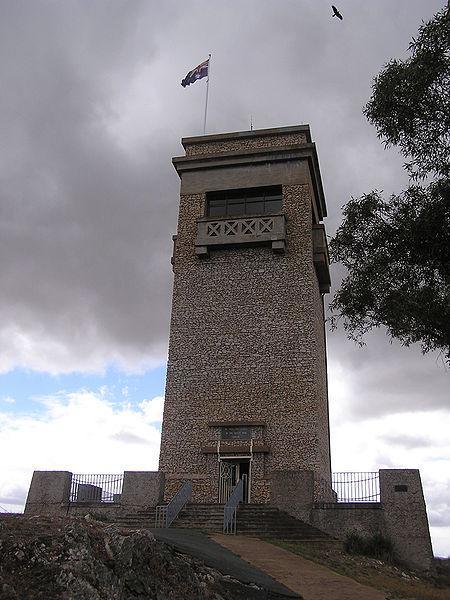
[159,125,332,504]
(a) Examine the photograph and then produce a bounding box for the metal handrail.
[223,478,244,534]
[155,480,192,528]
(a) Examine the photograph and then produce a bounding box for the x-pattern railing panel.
[259,218,273,232]
[242,219,256,234]
[207,222,221,236]
[205,217,275,238]
[224,221,239,236]
[196,214,286,254]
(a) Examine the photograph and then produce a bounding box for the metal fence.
[332,472,380,502]
[70,474,124,503]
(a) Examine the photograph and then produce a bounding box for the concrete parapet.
[24,471,72,515]
[312,502,383,541]
[380,469,433,571]
[67,503,121,519]
[121,471,165,510]
[270,470,314,522]
[310,469,433,572]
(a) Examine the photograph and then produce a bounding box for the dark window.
[221,426,252,440]
[394,484,408,492]
[208,199,226,216]
[228,199,245,216]
[206,186,282,217]
[247,199,264,214]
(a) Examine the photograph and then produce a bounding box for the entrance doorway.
[218,458,251,503]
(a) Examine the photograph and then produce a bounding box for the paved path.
[212,535,388,600]
[150,528,299,598]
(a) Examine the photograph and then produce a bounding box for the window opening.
[207,186,282,217]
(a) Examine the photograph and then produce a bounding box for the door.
[218,460,238,503]
[218,459,251,503]
[239,460,250,503]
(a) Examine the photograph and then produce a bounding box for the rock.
[13,549,25,561]
[2,583,19,599]
[0,515,268,599]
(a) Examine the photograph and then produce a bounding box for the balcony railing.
[195,214,286,256]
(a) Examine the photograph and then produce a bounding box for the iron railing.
[155,480,192,528]
[332,472,380,503]
[70,474,124,503]
[223,477,244,534]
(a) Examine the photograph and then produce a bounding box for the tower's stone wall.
[183,129,308,157]
[159,126,332,502]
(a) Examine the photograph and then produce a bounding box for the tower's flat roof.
[182,124,312,148]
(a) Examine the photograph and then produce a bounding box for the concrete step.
[179,516,224,519]
[117,516,155,520]
[237,531,328,539]
[114,503,334,542]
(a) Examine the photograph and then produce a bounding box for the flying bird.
[332,5,343,20]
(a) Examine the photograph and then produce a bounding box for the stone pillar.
[24,471,72,515]
[380,469,433,571]
[121,471,165,511]
[270,470,314,522]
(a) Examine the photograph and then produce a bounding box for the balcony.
[312,224,331,293]
[195,213,286,257]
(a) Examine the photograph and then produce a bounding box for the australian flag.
[181,58,209,87]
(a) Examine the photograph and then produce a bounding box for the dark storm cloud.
[328,326,449,416]
[0,1,182,372]
[0,0,446,399]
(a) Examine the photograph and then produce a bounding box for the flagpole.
[203,54,211,134]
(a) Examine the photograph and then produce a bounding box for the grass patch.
[345,531,394,563]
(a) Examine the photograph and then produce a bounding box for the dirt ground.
[273,540,450,600]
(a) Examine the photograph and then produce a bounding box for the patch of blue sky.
[0,365,167,414]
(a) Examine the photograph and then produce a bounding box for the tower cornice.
[173,142,327,219]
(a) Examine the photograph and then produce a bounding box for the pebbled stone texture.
[184,131,308,157]
[160,128,332,503]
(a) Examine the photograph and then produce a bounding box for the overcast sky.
[0,0,448,556]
